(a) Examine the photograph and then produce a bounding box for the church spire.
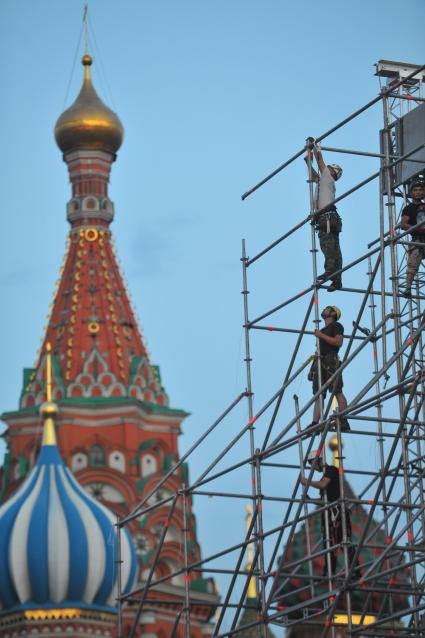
[40,343,58,447]
[19,50,168,408]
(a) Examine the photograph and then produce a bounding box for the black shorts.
[311,353,343,396]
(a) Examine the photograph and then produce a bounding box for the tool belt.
[321,504,341,530]
[307,352,340,381]
[314,207,342,234]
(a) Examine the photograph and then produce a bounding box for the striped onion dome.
[0,401,137,612]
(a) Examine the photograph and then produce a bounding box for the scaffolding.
[117,60,425,638]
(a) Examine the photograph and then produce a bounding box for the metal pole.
[241,95,382,200]
[181,485,192,638]
[119,392,246,525]
[334,427,353,632]
[294,394,315,599]
[382,90,420,632]
[241,239,268,638]
[305,141,324,431]
[241,64,425,200]
[116,515,123,638]
[366,253,394,622]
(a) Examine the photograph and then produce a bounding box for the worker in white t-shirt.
[305,140,343,292]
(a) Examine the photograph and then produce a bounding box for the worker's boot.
[328,280,342,292]
[402,275,414,298]
[340,417,351,432]
[329,415,350,432]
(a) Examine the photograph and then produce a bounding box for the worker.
[307,305,350,432]
[305,139,343,292]
[300,451,360,577]
[400,181,425,298]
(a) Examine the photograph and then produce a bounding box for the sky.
[1,0,424,628]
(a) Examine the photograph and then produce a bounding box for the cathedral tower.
[0,53,216,637]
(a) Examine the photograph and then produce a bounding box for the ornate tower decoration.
[1,42,216,637]
[19,52,166,408]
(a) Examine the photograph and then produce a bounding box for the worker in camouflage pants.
[318,221,343,290]
[305,139,343,292]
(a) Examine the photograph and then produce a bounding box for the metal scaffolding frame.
[116,61,425,638]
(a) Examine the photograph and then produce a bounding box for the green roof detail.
[163,453,174,472]
[19,355,66,405]
[139,440,156,452]
[135,477,149,494]
[189,578,210,593]
[152,365,161,383]
[18,457,29,479]
[3,396,187,420]
[0,453,11,501]
[128,355,145,387]
[182,462,189,482]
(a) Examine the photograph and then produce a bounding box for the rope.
[61,19,84,111]
[88,17,117,111]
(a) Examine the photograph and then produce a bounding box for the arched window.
[90,444,106,467]
[109,450,125,473]
[71,452,88,472]
[140,453,157,477]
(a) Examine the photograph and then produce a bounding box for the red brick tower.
[0,54,217,637]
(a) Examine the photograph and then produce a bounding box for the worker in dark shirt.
[307,305,349,431]
[400,181,425,298]
[300,452,359,577]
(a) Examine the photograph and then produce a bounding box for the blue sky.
[1,0,424,624]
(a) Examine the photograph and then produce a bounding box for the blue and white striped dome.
[0,402,137,612]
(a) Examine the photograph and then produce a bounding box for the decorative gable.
[67,347,126,398]
[128,356,169,406]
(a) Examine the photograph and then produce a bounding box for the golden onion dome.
[55,54,124,154]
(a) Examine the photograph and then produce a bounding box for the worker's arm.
[313,145,327,174]
[400,214,411,230]
[304,156,320,182]
[315,331,343,348]
[300,475,331,490]
[310,166,320,182]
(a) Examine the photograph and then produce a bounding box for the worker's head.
[321,306,341,322]
[409,181,424,202]
[307,450,324,472]
[328,164,343,181]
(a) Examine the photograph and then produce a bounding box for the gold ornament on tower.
[55,54,124,154]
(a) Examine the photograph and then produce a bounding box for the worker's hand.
[315,329,323,338]
[300,474,307,486]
